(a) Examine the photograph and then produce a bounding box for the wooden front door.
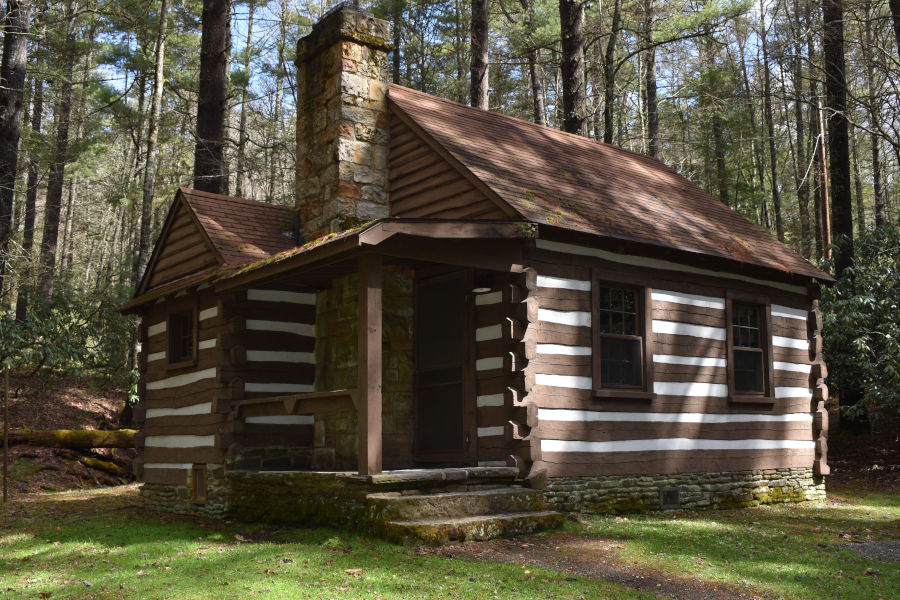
[414,273,474,464]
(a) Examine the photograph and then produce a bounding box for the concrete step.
[383,511,564,546]
[367,487,545,521]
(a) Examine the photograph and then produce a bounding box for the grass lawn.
[578,483,899,600]
[0,483,897,600]
[0,485,650,600]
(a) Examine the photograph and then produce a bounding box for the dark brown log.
[8,428,137,449]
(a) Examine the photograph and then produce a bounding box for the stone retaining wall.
[543,468,826,513]
[139,465,228,518]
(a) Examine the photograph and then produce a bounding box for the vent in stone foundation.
[660,487,680,508]
[192,464,208,504]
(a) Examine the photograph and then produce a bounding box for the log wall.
[517,241,826,480]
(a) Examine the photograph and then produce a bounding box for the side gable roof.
[135,188,294,298]
[388,84,829,281]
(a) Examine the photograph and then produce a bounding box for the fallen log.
[7,428,137,449]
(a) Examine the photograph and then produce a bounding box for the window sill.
[593,389,656,401]
[166,358,197,371]
[729,395,776,404]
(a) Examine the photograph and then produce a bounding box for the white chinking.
[653,381,729,397]
[541,438,816,453]
[535,275,591,291]
[651,290,725,310]
[475,291,503,305]
[652,320,726,341]
[146,367,216,391]
[771,304,808,321]
[147,351,166,363]
[538,308,591,327]
[247,350,315,364]
[774,361,811,374]
[537,408,814,423]
[247,289,316,305]
[537,344,591,356]
[245,415,315,425]
[773,336,810,350]
[198,338,216,350]
[476,394,505,407]
[198,306,218,321]
[144,435,215,448]
[653,354,727,368]
[147,321,166,337]
[775,387,813,399]
[476,357,503,371]
[535,373,592,390]
[244,382,315,393]
[146,402,212,418]
[477,426,505,437]
[476,324,502,341]
[247,319,314,337]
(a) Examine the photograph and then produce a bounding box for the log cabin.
[121,5,831,543]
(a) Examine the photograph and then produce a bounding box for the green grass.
[579,484,900,600]
[0,485,649,600]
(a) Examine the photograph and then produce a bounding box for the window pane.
[598,313,611,334]
[734,350,764,392]
[623,290,635,312]
[598,287,610,308]
[611,312,623,334]
[624,314,637,336]
[611,289,623,310]
[601,337,642,387]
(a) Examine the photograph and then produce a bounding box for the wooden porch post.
[357,253,383,475]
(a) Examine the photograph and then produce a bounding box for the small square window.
[168,310,196,365]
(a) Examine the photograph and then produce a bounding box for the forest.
[0,0,897,424]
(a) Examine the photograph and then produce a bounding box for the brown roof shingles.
[179,188,295,265]
[388,84,829,281]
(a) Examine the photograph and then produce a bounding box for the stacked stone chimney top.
[295,5,392,240]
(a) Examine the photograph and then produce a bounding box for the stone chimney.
[295,5,392,239]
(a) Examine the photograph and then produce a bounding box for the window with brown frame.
[168,309,196,366]
[730,303,767,394]
[594,286,644,390]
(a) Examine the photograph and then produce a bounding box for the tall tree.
[640,0,658,157]
[193,0,230,194]
[39,0,77,296]
[134,0,169,284]
[0,0,32,299]
[470,0,489,109]
[235,0,254,198]
[14,78,41,321]
[602,0,622,143]
[559,0,586,135]
[760,1,784,241]
[822,0,853,275]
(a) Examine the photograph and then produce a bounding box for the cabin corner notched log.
[121,5,832,536]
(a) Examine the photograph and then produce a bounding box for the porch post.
[357,252,383,475]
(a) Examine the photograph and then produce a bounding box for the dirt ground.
[0,374,134,494]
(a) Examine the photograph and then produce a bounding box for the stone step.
[361,466,520,488]
[367,487,545,521]
[383,511,564,546]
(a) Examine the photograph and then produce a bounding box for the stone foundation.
[139,465,229,518]
[543,468,826,513]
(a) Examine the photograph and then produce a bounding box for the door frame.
[412,268,477,465]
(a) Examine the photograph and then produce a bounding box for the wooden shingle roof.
[388,84,829,281]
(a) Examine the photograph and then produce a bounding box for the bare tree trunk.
[14,77,40,321]
[603,0,622,143]
[38,0,77,296]
[134,0,168,285]
[235,0,253,198]
[559,0,586,135]
[823,0,853,276]
[712,113,729,206]
[392,0,403,85]
[0,0,32,299]
[470,0,489,109]
[791,0,812,258]
[193,0,230,194]
[760,3,784,240]
[519,0,545,126]
[268,0,287,202]
[889,0,900,63]
[861,3,886,228]
[640,0,658,157]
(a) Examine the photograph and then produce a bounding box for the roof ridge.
[179,187,294,212]
[387,84,682,178]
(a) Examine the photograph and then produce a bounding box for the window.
[592,282,652,398]
[727,300,773,401]
[168,308,196,366]
[191,464,207,504]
